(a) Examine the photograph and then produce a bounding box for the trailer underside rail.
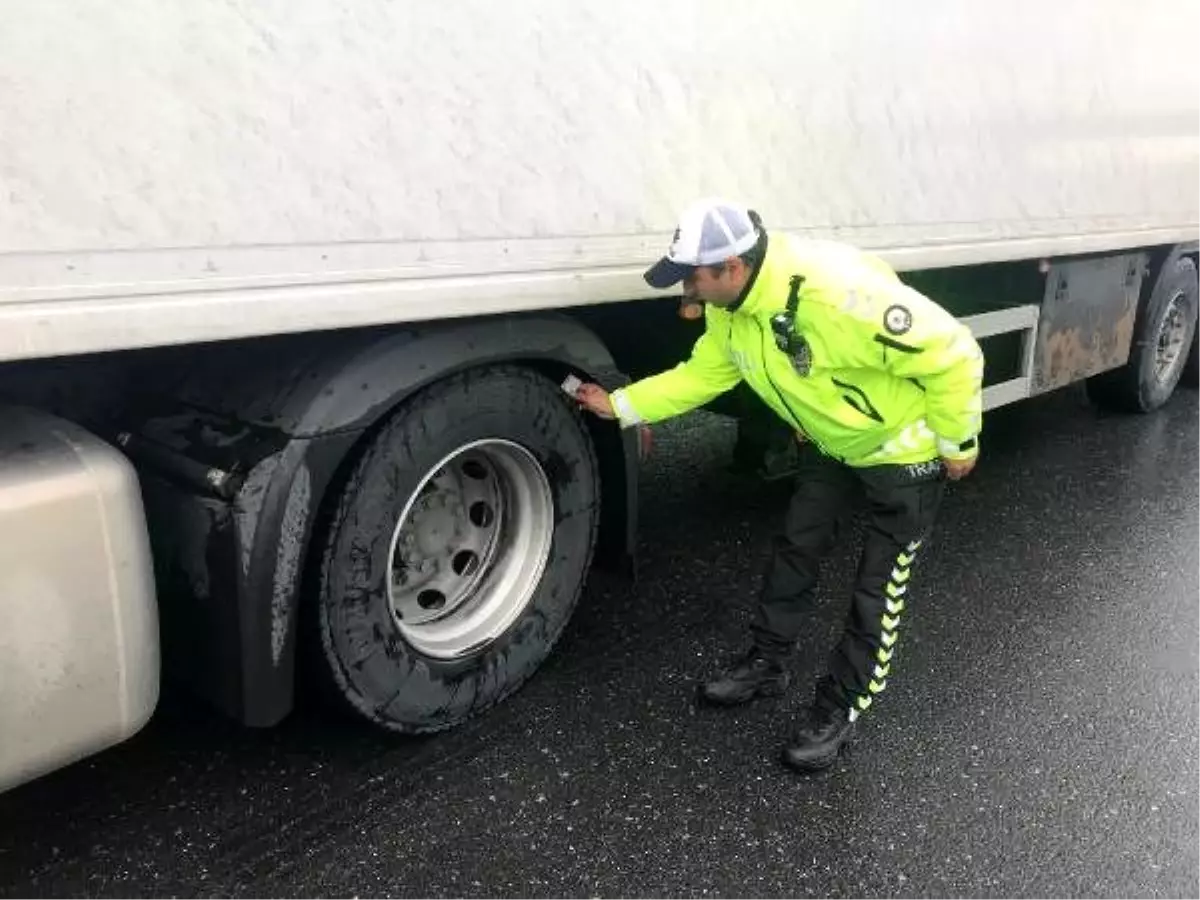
[962,305,1040,411]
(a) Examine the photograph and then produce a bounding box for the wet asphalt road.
[1,387,1197,898]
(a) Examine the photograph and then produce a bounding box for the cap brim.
[644,257,693,290]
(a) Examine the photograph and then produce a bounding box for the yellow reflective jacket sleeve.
[609,314,743,427]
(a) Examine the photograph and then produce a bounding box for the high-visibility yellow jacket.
[610,233,984,466]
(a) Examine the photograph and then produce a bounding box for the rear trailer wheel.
[315,367,599,733]
[1086,257,1199,412]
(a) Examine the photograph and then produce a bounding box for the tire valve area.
[417,589,447,611]
[452,549,480,577]
[469,501,495,528]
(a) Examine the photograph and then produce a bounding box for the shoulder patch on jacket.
[883,305,912,335]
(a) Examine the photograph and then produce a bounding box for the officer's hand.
[575,383,615,420]
[942,456,977,481]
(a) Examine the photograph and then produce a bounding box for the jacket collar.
[726,229,776,318]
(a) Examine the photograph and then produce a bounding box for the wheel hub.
[385,440,555,658]
[408,497,461,558]
[1154,290,1190,385]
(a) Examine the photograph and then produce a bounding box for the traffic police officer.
[574,198,984,772]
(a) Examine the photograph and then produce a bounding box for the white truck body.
[1,0,1196,361]
[0,1,1196,792]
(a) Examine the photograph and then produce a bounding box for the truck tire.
[1167,258,1200,390]
[313,366,599,733]
[1086,256,1199,412]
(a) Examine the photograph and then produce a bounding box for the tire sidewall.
[319,369,598,732]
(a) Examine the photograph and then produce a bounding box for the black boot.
[781,704,855,772]
[699,648,789,706]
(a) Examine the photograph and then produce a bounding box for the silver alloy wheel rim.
[386,439,555,659]
[1154,290,1190,386]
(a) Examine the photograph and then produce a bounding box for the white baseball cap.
[644,198,762,289]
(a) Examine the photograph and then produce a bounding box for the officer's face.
[682,258,750,307]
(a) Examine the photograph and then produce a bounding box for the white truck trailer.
[1,0,1197,791]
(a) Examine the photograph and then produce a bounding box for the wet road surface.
[0,387,1197,898]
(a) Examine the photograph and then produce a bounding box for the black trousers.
[751,444,946,720]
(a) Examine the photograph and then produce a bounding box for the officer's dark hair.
[704,209,766,276]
